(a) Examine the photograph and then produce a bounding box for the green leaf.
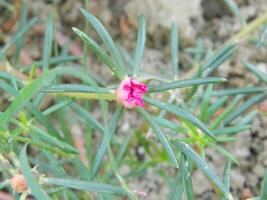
[1,18,38,54]
[222,0,246,26]
[180,155,195,200]
[171,21,179,79]
[0,71,54,125]
[72,27,124,80]
[200,84,213,122]
[224,93,267,125]
[29,125,78,154]
[208,143,239,165]
[148,77,226,93]
[20,145,51,200]
[210,95,242,129]
[92,107,123,179]
[167,174,183,200]
[42,177,127,195]
[221,160,231,200]
[211,87,265,96]
[144,97,215,140]
[173,142,233,200]
[202,42,236,76]
[133,15,146,75]
[243,62,267,84]
[43,84,112,93]
[138,108,178,167]
[80,8,125,78]
[259,170,267,200]
[213,125,251,136]
[70,103,105,134]
[207,96,228,119]
[42,17,53,70]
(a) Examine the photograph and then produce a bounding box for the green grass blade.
[1,18,38,54]
[167,174,183,200]
[70,103,105,134]
[133,15,146,75]
[202,42,236,76]
[148,77,226,93]
[42,17,53,70]
[80,8,125,77]
[240,111,258,125]
[171,22,179,80]
[180,155,195,200]
[243,62,267,84]
[259,170,267,200]
[144,97,215,140]
[200,84,213,122]
[0,71,54,125]
[224,93,267,125]
[92,107,123,179]
[211,87,265,96]
[210,95,242,129]
[173,142,233,200]
[138,108,178,167]
[221,160,231,200]
[222,0,246,26]
[213,125,251,135]
[43,84,112,93]
[207,96,228,119]
[42,178,127,195]
[72,27,124,80]
[20,145,51,200]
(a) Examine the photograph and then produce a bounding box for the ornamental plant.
[0,3,267,200]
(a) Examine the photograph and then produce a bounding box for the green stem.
[56,92,116,101]
[231,10,267,43]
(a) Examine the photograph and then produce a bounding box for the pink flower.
[116,77,148,109]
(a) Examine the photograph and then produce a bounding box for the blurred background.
[1,0,267,199]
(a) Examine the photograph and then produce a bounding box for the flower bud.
[116,77,148,109]
[9,174,28,193]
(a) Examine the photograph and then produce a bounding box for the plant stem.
[56,92,116,101]
[231,10,267,43]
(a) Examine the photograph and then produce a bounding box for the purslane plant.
[0,4,267,200]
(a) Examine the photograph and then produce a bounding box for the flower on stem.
[116,77,148,109]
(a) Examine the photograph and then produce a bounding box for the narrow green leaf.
[202,42,236,76]
[221,160,231,200]
[207,96,228,119]
[80,8,125,77]
[173,142,233,200]
[43,100,72,115]
[1,18,38,54]
[171,21,179,79]
[42,17,53,70]
[72,27,124,80]
[224,93,267,125]
[222,0,246,26]
[29,125,78,154]
[133,15,146,75]
[208,143,239,165]
[0,71,54,125]
[213,125,251,136]
[43,84,112,93]
[180,155,195,200]
[259,170,267,200]
[200,84,213,122]
[240,111,258,125]
[149,77,226,93]
[167,174,183,200]
[20,145,51,200]
[211,96,242,129]
[92,107,123,179]
[144,97,215,140]
[42,178,127,195]
[211,87,265,96]
[70,103,105,134]
[243,62,267,84]
[138,108,178,167]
